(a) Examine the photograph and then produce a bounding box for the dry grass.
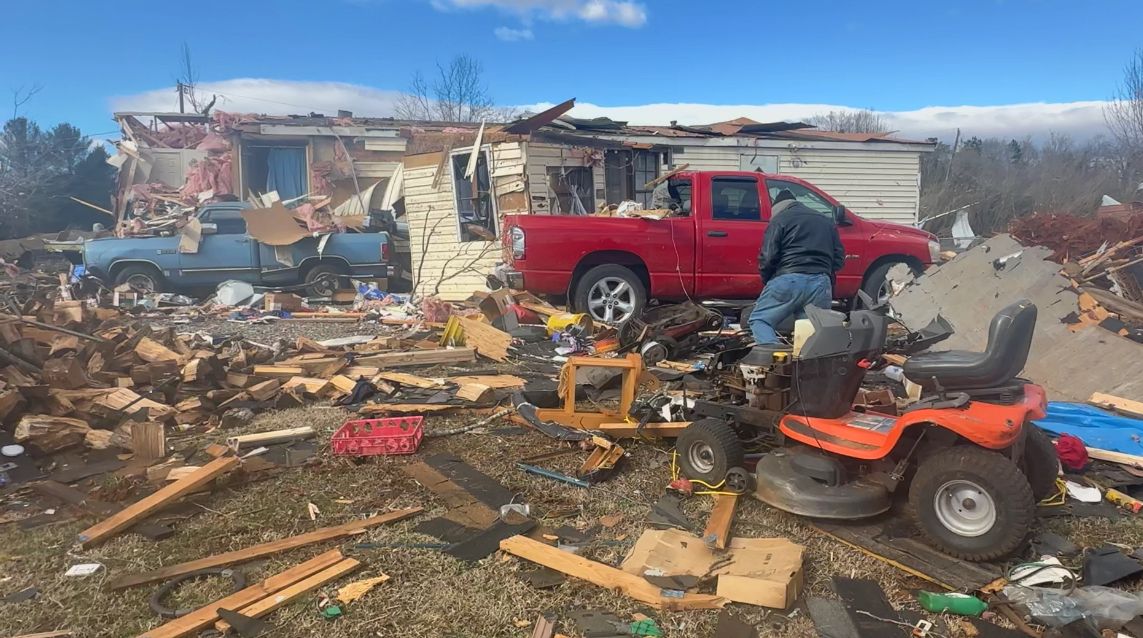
[3,404,1141,638]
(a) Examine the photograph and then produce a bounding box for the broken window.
[604,150,660,207]
[711,177,762,221]
[241,143,308,201]
[651,176,692,215]
[452,151,497,242]
[546,166,594,215]
[766,179,835,217]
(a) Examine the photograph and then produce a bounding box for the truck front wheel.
[113,264,164,294]
[573,265,646,325]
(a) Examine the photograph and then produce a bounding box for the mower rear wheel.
[909,446,1034,561]
[1022,424,1061,501]
[676,419,744,486]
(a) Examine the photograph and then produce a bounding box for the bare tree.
[11,84,43,119]
[807,108,889,134]
[394,55,512,122]
[1106,50,1143,161]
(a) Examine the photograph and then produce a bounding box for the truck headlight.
[928,239,940,263]
[510,227,525,260]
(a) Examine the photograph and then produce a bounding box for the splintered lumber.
[131,422,166,462]
[15,415,91,453]
[455,317,511,361]
[42,357,87,389]
[252,365,306,378]
[702,494,739,550]
[78,455,240,547]
[456,383,494,403]
[594,422,692,439]
[499,535,727,610]
[135,337,182,363]
[215,558,361,633]
[374,371,442,388]
[448,374,527,389]
[246,379,281,401]
[226,426,315,450]
[358,403,461,415]
[328,375,359,394]
[281,376,331,395]
[136,549,344,638]
[1089,392,1143,419]
[94,387,176,420]
[107,508,422,590]
[354,347,475,368]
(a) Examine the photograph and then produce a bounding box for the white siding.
[525,143,606,214]
[776,149,920,223]
[404,142,527,301]
[352,161,401,179]
[671,146,740,171]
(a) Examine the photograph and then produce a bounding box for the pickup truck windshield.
[766,179,836,217]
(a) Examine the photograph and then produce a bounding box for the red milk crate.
[331,416,424,457]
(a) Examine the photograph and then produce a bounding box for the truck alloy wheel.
[588,277,636,324]
[909,446,1034,561]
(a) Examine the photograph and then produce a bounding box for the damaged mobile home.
[106,100,934,299]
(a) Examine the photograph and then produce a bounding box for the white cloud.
[110,78,406,118]
[494,25,535,41]
[110,78,1114,142]
[525,99,1113,142]
[434,0,646,27]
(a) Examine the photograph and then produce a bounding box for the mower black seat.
[903,299,1037,391]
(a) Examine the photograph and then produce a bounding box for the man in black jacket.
[747,189,846,344]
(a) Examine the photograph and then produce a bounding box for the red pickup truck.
[499,171,938,324]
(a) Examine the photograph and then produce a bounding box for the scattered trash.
[63,563,103,577]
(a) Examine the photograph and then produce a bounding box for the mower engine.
[738,355,794,412]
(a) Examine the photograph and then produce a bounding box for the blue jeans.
[749,273,833,344]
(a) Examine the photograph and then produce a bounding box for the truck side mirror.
[200,222,218,235]
[833,205,851,226]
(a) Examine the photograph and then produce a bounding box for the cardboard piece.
[241,203,310,246]
[621,528,804,609]
[178,218,202,254]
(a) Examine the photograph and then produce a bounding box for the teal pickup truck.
[83,202,393,296]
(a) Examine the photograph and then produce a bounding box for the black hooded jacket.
[757,201,846,281]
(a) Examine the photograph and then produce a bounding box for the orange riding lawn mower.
[671,298,1059,561]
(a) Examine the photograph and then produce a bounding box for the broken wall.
[891,234,1143,402]
[526,143,605,214]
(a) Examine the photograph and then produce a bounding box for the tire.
[113,264,164,294]
[573,264,646,325]
[856,261,903,309]
[909,446,1035,561]
[1022,424,1061,501]
[304,263,346,297]
[675,419,745,485]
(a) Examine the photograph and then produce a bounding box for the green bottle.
[917,591,988,617]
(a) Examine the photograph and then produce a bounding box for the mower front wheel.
[676,419,744,486]
[909,446,1035,561]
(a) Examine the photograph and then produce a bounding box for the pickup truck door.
[763,178,868,297]
[176,207,260,285]
[695,174,770,299]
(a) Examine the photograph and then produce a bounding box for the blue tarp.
[1035,402,1143,456]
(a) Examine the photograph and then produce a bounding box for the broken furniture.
[535,354,642,429]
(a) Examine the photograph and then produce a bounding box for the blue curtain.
[266,147,307,201]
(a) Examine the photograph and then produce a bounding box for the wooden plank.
[499,535,727,611]
[131,422,166,462]
[1089,392,1143,419]
[354,347,476,368]
[455,317,511,361]
[374,371,442,389]
[594,422,692,438]
[107,508,422,590]
[77,456,240,547]
[456,383,493,403]
[358,403,461,415]
[135,337,182,363]
[448,374,526,389]
[252,365,306,378]
[702,494,738,550]
[226,427,315,450]
[215,558,361,633]
[246,379,280,401]
[281,376,331,395]
[1085,446,1143,468]
[137,550,344,638]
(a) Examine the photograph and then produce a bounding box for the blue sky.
[3,0,1140,140]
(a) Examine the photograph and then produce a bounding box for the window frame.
[449,146,498,243]
[546,165,595,215]
[709,176,764,222]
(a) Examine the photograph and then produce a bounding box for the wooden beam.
[77,455,240,547]
[499,535,727,611]
[594,422,692,439]
[373,371,442,389]
[107,508,422,590]
[1085,447,1143,469]
[1089,392,1143,419]
[702,494,738,550]
[136,549,344,638]
[455,317,511,362]
[215,558,361,633]
[225,426,315,450]
[354,347,476,368]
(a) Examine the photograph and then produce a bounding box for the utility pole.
[177,82,185,113]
